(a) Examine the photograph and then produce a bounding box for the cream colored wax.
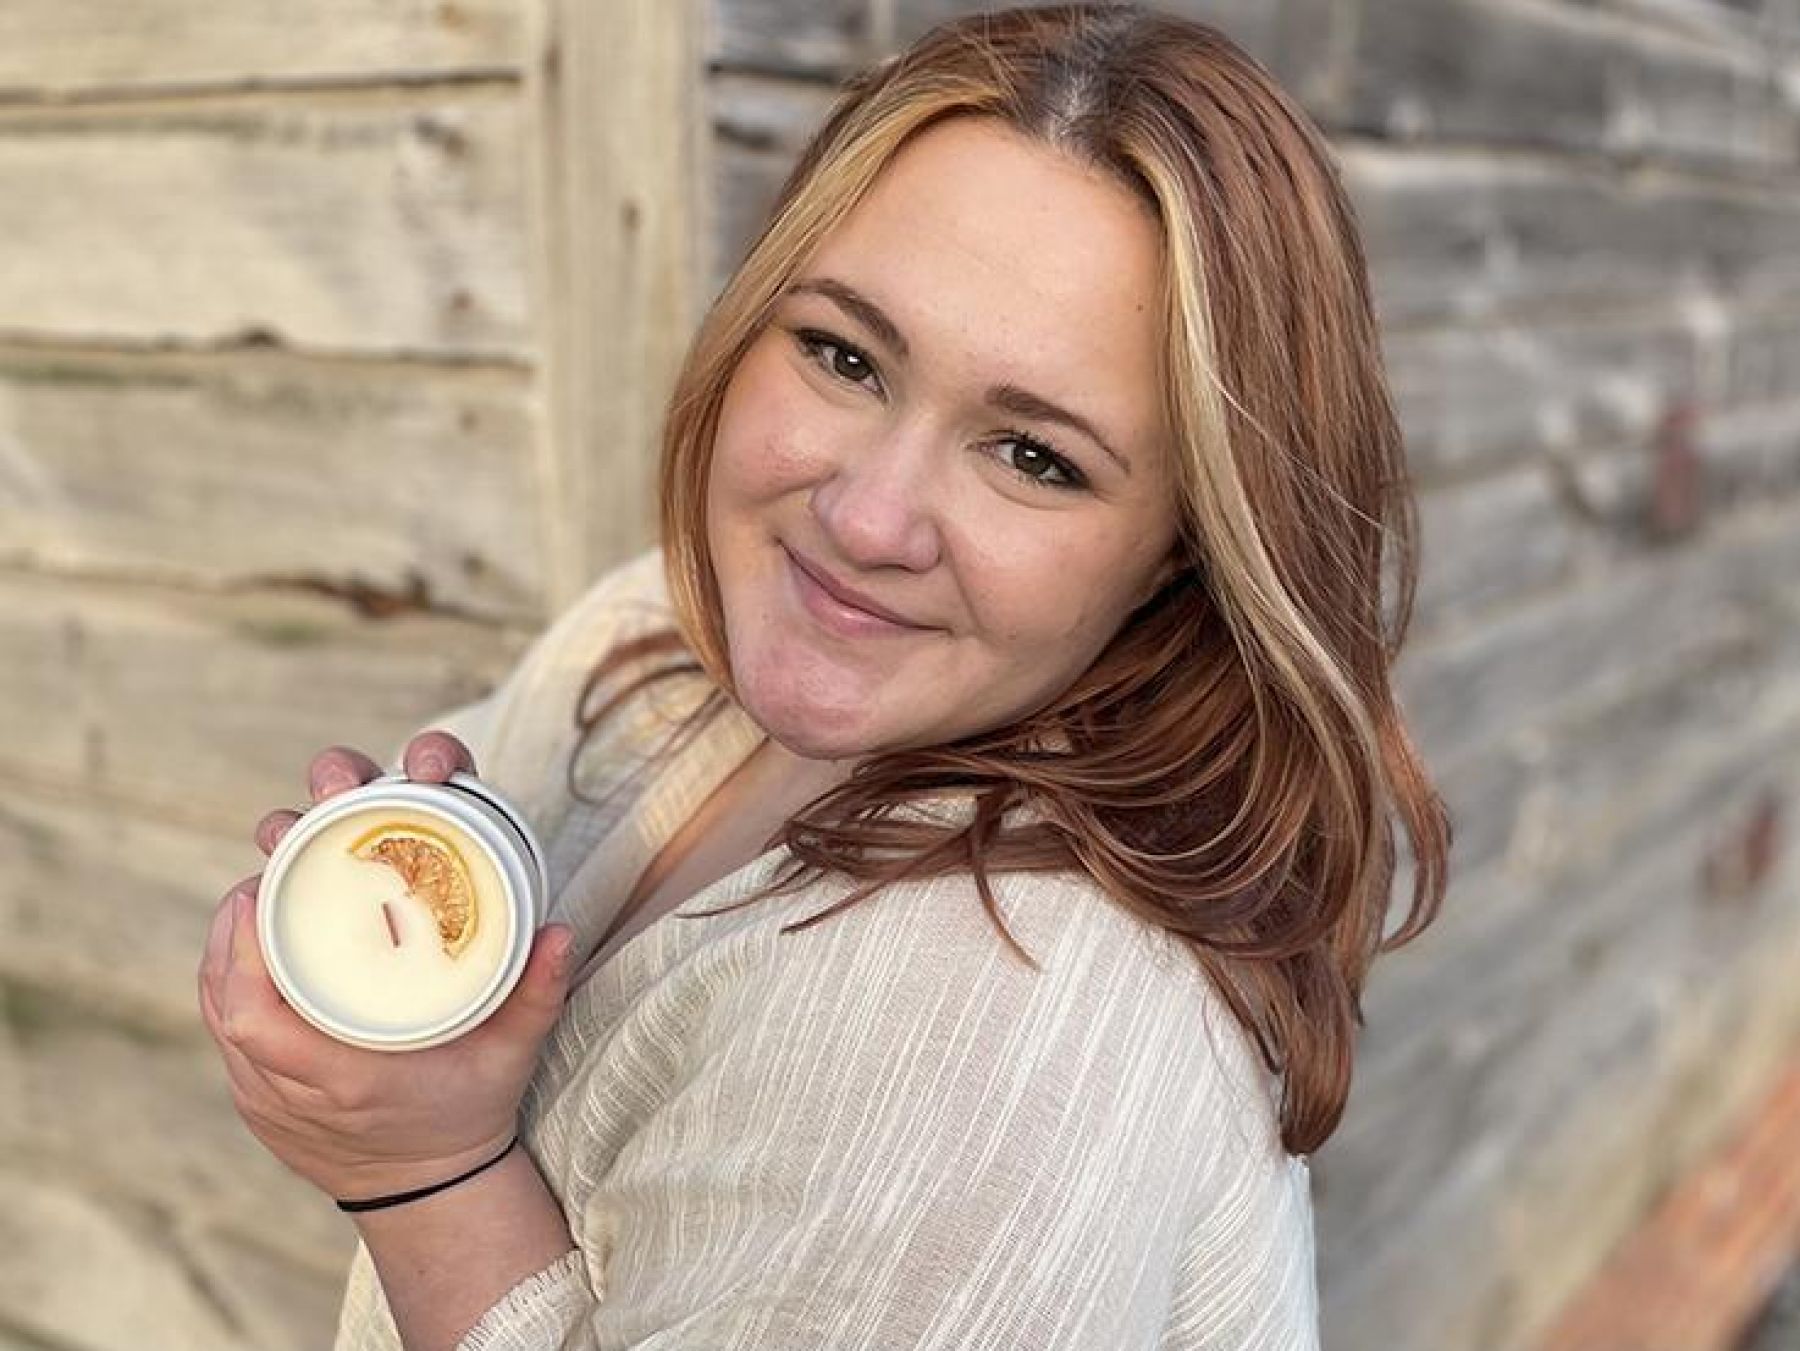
[273,806,512,1034]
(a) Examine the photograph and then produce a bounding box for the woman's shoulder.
[530,546,678,677]
[435,547,715,846]
[741,851,1290,1156]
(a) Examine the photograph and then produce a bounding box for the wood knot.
[1703,788,1784,904]
[1647,399,1704,543]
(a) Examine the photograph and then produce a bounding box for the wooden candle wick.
[381,902,403,948]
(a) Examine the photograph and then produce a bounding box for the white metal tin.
[257,770,549,1051]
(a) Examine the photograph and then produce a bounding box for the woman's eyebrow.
[789,274,1131,476]
[987,383,1131,476]
[789,277,909,359]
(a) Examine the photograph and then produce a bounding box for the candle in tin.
[258,771,548,1051]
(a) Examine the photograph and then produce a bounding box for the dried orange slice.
[348,822,478,958]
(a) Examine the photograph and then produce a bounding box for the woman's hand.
[196,731,575,1205]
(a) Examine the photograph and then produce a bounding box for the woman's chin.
[734,681,884,764]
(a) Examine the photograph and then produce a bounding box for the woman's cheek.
[752,401,853,500]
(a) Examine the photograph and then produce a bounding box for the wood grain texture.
[711,75,838,283]
[0,352,545,622]
[0,1166,247,1351]
[1540,1060,1800,1350]
[1413,465,1573,630]
[709,0,871,75]
[0,0,522,96]
[0,786,252,1033]
[0,95,530,356]
[1,988,356,1275]
[528,0,707,606]
[1349,0,1798,171]
[1347,145,1800,326]
[1386,316,1701,479]
[0,348,543,622]
[1397,498,1800,763]
[0,569,530,831]
[1318,791,1800,1351]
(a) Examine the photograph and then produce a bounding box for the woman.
[199,5,1449,1347]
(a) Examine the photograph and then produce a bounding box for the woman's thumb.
[501,924,576,1031]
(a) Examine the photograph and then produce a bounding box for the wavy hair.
[573,2,1450,1154]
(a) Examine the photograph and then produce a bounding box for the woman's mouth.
[782,546,931,638]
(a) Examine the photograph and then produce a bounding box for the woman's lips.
[783,546,929,638]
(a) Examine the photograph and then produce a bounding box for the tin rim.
[258,782,534,1049]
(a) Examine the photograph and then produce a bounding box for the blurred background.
[1,1,1798,1348]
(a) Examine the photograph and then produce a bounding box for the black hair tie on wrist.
[335,1136,519,1214]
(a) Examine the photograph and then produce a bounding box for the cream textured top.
[331,550,1318,1350]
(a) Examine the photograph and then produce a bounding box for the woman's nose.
[808,424,943,573]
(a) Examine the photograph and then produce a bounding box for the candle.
[258,773,547,1051]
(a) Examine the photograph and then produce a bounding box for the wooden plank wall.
[0,2,699,1347]
[705,1,1800,1349]
[3,0,1799,1346]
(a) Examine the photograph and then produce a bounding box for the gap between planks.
[0,70,522,119]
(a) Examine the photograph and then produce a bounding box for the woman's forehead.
[795,119,1167,422]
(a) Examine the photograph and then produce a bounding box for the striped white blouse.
[331,550,1318,1350]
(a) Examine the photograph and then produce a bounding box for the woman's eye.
[797,331,879,390]
[997,435,1086,491]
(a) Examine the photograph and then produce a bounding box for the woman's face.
[706,116,1181,762]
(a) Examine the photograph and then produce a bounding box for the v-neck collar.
[553,688,767,986]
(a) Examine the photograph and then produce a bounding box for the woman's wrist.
[354,1143,578,1351]
[336,1135,518,1212]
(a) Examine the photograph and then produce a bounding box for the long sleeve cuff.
[457,1248,594,1351]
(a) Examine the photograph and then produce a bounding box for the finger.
[254,808,304,857]
[200,960,282,1100]
[404,730,477,783]
[199,873,259,996]
[307,745,384,803]
[481,924,575,1044]
[199,889,293,1108]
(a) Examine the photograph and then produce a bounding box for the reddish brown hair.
[575,2,1449,1154]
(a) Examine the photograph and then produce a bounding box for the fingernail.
[418,750,448,777]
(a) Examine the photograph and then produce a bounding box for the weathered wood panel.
[1377,618,1799,1072]
[1321,865,1800,1350]
[1360,615,1799,1171]
[888,0,1344,102]
[184,1231,343,1351]
[1348,146,1800,325]
[529,0,708,603]
[0,352,544,622]
[1413,466,1573,630]
[0,791,242,1039]
[712,76,840,282]
[709,0,872,76]
[1559,396,1800,541]
[1386,316,1701,478]
[1350,0,1797,170]
[0,570,530,832]
[0,96,529,356]
[0,1166,247,1350]
[1,979,352,1274]
[1397,497,1800,763]
[0,0,522,97]
[1319,711,1800,1338]
[1595,0,1799,47]
[1724,307,1800,404]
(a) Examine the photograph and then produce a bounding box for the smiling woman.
[202,6,1450,1349]
[707,116,1180,762]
